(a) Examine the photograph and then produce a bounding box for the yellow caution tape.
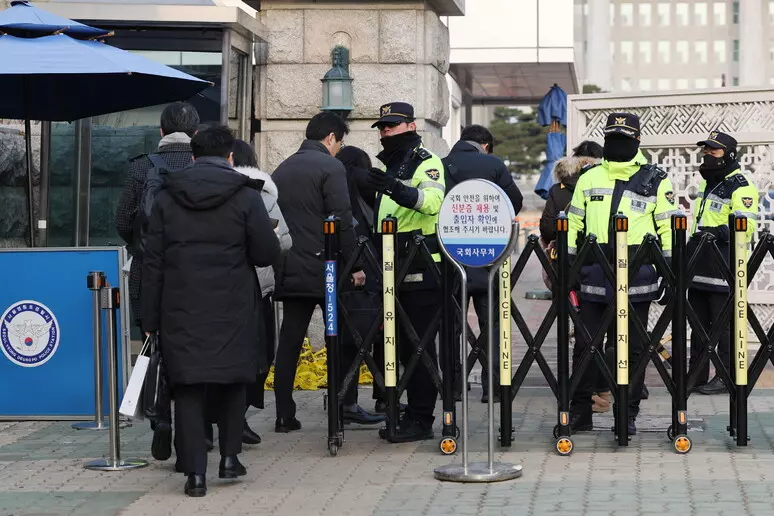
[264,338,373,391]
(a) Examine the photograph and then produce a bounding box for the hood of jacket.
[234,166,278,201]
[553,156,599,186]
[600,150,648,181]
[164,157,248,210]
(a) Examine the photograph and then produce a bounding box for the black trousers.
[571,301,649,418]
[274,299,360,419]
[397,288,441,427]
[688,289,731,385]
[247,295,276,410]
[175,383,245,475]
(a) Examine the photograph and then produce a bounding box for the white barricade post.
[434,178,522,483]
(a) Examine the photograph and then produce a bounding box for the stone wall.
[0,124,40,248]
[256,3,451,173]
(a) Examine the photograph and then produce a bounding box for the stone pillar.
[739,0,766,87]
[255,3,451,172]
[585,0,611,91]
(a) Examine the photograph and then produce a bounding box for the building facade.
[575,0,774,92]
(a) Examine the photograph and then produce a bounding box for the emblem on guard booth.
[0,300,61,368]
[425,169,441,180]
[381,105,392,116]
[742,197,753,209]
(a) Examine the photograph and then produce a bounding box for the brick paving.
[3,256,774,516]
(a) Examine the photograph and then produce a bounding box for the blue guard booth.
[0,247,129,419]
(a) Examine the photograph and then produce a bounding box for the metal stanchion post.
[732,213,749,446]
[671,214,692,453]
[324,216,342,456]
[85,287,147,471]
[439,257,458,453]
[554,213,573,455]
[74,271,109,431]
[498,257,513,448]
[614,213,630,446]
[728,213,738,439]
[382,216,399,441]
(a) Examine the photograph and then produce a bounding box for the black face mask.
[603,136,639,163]
[699,151,737,182]
[379,131,421,158]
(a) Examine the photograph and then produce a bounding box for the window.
[639,3,652,26]
[733,39,740,62]
[695,78,709,89]
[676,79,690,90]
[676,41,689,63]
[695,3,708,26]
[610,3,615,25]
[639,41,652,64]
[714,77,723,88]
[639,79,652,91]
[658,78,671,90]
[620,3,633,26]
[714,3,726,25]
[621,78,632,91]
[621,41,633,64]
[658,3,671,26]
[732,76,739,86]
[695,41,708,64]
[676,3,689,26]
[733,1,739,24]
[658,41,671,63]
[714,40,726,63]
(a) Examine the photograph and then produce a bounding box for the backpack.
[132,154,172,260]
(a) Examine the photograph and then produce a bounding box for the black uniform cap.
[696,130,737,150]
[603,112,641,140]
[372,102,415,128]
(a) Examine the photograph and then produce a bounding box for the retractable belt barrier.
[321,215,446,455]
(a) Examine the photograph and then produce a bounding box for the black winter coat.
[272,140,358,300]
[539,156,599,244]
[141,157,280,385]
[443,140,524,293]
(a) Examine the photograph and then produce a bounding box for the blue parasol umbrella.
[534,84,568,200]
[0,1,210,246]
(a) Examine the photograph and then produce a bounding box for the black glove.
[698,225,729,243]
[363,167,393,193]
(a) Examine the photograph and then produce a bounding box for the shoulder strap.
[147,153,169,171]
[415,147,432,161]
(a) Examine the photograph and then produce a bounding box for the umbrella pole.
[24,117,35,248]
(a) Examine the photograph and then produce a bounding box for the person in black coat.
[443,125,523,403]
[115,102,200,326]
[141,125,280,498]
[272,113,365,432]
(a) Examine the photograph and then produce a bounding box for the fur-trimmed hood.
[553,156,599,185]
[234,166,278,201]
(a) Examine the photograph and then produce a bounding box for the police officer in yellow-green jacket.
[567,112,680,436]
[689,131,758,395]
[361,102,445,443]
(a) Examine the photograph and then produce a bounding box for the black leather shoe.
[184,474,206,497]
[343,404,386,425]
[205,424,214,452]
[386,420,434,443]
[275,417,302,433]
[570,412,593,432]
[628,417,637,436]
[242,421,261,445]
[697,375,727,395]
[151,422,172,461]
[374,400,408,415]
[219,455,247,479]
[641,384,650,400]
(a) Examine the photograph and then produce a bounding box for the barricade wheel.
[556,437,573,456]
[455,426,461,439]
[673,435,691,454]
[553,425,560,439]
[440,437,457,455]
[666,425,674,441]
[328,443,338,457]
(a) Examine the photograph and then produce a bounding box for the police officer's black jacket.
[443,140,524,293]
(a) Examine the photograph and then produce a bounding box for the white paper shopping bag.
[119,354,150,420]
